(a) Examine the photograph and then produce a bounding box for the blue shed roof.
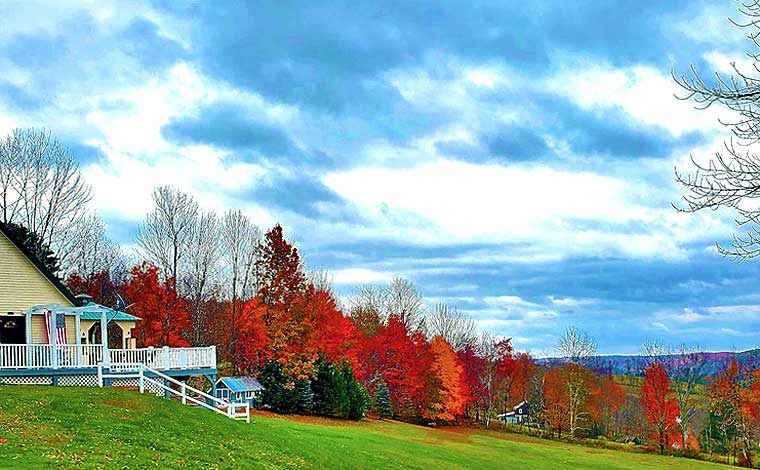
[218,377,265,393]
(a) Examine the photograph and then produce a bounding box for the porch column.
[75,311,82,367]
[49,310,58,369]
[100,310,110,368]
[25,311,32,367]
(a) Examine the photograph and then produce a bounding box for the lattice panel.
[111,378,139,388]
[58,375,99,387]
[1,376,53,385]
[145,379,165,396]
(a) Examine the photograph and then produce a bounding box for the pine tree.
[376,381,392,419]
[296,379,314,415]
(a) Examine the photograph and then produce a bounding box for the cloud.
[331,268,395,285]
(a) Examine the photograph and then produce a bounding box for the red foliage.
[66,270,119,306]
[306,289,359,367]
[123,262,191,347]
[509,353,537,404]
[457,344,488,415]
[640,364,680,454]
[355,314,432,418]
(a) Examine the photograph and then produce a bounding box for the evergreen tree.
[296,379,314,415]
[5,222,60,275]
[312,358,341,416]
[376,381,392,419]
[341,363,370,420]
[258,360,300,414]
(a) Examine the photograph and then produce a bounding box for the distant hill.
[538,349,760,377]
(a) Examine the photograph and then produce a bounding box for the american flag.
[44,311,67,345]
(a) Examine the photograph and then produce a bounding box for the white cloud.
[322,157,730,259]
[331,268,395,285]
[548,63,728,137]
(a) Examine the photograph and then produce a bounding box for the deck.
[0,344,217,378]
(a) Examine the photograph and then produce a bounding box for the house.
[498,400,530,424]
[212,377,265,406]
[0,221,138,349]
[0,220,217,386]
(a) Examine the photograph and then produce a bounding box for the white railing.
[97,363,250,422]
[0,344,216,371]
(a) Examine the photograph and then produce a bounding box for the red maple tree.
[641,363,680,454]
[123,262,190,347]
[355,314,431,418]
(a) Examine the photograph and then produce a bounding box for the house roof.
[27,302,140,322]
[0,221,77,305]
[217,376,265,393]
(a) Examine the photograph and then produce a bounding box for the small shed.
[498,400,530,424]
[213,377,264,406]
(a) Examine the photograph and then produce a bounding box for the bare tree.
[221,209,262,367]
[426,303,478,351]
[308,269,336,295]
[136,186,199,281]
[0,128,92,267]
[350,285,387,317]
[385,277,424,330]
[184,210,221,346]
[61,213,123,280]
[674,2,760,259]
[557,326,597,364]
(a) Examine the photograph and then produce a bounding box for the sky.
[2,0,760,355]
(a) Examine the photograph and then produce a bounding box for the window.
[246,391,253,399]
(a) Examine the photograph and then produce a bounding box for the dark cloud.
[162,102,296,154]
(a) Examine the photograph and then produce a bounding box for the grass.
[0,385,733,469]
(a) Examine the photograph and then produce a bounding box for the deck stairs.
[97,363,250,422]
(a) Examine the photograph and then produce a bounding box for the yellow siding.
[0,230,72,314]
[29,315,76,344]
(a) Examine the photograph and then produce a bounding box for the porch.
[0,344,217,372]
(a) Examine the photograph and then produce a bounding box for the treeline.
[6,129,760,466]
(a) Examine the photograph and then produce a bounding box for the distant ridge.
[537,348,760,377]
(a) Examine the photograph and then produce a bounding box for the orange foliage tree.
[590,373,626,437]
[640,363,680,454]
[425,336,468,421]
[544,367,571,437]
[123,262,190,347]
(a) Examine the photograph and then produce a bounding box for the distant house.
[498,400,529,424]
[212,377,265,406]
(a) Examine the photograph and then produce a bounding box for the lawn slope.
[0,386,728,469]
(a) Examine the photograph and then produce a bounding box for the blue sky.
[2,1,760,355]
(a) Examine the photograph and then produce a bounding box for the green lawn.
[0,385,731,469]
